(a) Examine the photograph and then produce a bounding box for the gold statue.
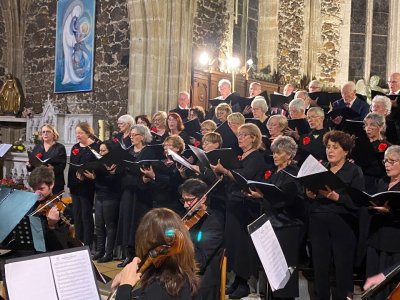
[0,74,22,115]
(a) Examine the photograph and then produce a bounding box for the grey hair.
[372,95,392,115]
[271,135,298,159]
[385,145,400,160]
[289,98,306,111]
[251,96,268,113]
[131,124,153,145]
[267,115,288,130]
[218,79,231,88]
[341,81,356,91]
[307,106,325,117]
[364,112,387,132]
[118,114,135,128]
[308,80,322,89]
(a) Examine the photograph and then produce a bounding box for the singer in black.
[306,130,365,300]
[113,114,135,149]
[67,122,100,246]
[112,208,200,300]
[26,124,66,194]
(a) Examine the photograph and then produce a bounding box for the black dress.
[297,128,328,165]
[263,164,304,298]
[309,161,364,300]
[116,146,155,251]
[366,179,400,300]
[67,142,99,246]
[190,209,224,300]
[224,150,266,279]
[27,142,67,193]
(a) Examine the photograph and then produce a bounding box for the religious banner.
[54,0,96,93]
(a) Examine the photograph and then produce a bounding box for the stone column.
[126,0,196,116]
[387,0,400,74]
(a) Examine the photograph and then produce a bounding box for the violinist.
[180,178,224,300]
[112,208,200,300]
[28,166,70,251]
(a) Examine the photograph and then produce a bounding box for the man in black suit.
[331,81,370,126]
[170,91,190,122]
[180,178,224,300]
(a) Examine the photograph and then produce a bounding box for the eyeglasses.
[237,132,251,138]
[382,159,399,165]
[41,130,52,134]
[130,133,142,137]
[179,196,197,205]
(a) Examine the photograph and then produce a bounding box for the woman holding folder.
[366,145,400,300]
[116,124,155,268]
[212,123,266,299]
[306,130,365,300]
[26,123,66,194]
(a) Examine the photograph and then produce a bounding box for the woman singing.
[306,130,365,300]
[68,122,99,246]
[112,208,200,300]
[26,124,66,194]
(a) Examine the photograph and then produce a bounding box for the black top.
[310,160,365,215]
[27,142,67,193]
[297,128,328,164]
[112,132,132,150]
[67,142,100,195]
[116,281,197,300]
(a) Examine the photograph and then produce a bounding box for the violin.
[29,191,75,237]
[389,283,400,300]
[107,229,184,300]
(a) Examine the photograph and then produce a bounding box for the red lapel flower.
[72,148,80,156]
[151,127,158,133]
[237,155,242,161]
[112,137,119,143]
[36,153,43,159]
[194,140,201,147]
[378,143,388,152]
[264,170,272,180]
[303,136,311,145]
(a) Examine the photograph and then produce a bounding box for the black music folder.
[347,187,400,210]
[285,155,346,192]
[205,148,242,170]
[287,118,310,135]
[327,107,361,120]
[123,159,169,175]
[371,90,400,103]
[27,151,63,168]
[2,246,100,300]
[208,92,241,108]
[183,119,201,137]
[270,93,293,109]
[214,121,242,155]
[308,92,341,110]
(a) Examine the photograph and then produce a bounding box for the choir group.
[22,72,400,300]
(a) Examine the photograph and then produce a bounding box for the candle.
[98,120,105,141]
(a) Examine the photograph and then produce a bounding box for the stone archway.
[125,0,196,116]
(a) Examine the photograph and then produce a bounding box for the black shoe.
[229,283,250,299]
[92,252,105,260]
[117,256,132,268]
[97,254,113,263]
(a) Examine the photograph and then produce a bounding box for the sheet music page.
[5,257,58,300]
[298,154,327,177]
[0,144,12,157]
[50,249,100,300]
[249,218,290,291]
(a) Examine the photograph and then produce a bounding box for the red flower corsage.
[151,127,158,133]
[194,140,201,147]
[264,170,272,180]
[378,143,388,152]
[112,137,119,143]
[36,153,43,159]
[72,148,80,156]
[237,155,242,161]
[303,136,311,145]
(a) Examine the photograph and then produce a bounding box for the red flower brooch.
[237,155,242,161]
[264,170,272,180]
[72,148,80,156]
[194,140,201,147]
[378,143,388,152]
[151,127,158,133]
[112,137,119,143]
[303,136,311,145]
[36,153,43,159]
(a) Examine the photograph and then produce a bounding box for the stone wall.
[23,0,130,126]
[192,0,230,65]
[0,6,7,83]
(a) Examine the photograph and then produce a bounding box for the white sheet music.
[297,154,327,177]
[51,250,99,300]
[0,143,12,157]
[249,218,291,291]
[5,257,59,300]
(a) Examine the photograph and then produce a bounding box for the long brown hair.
[135,208,200,296]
